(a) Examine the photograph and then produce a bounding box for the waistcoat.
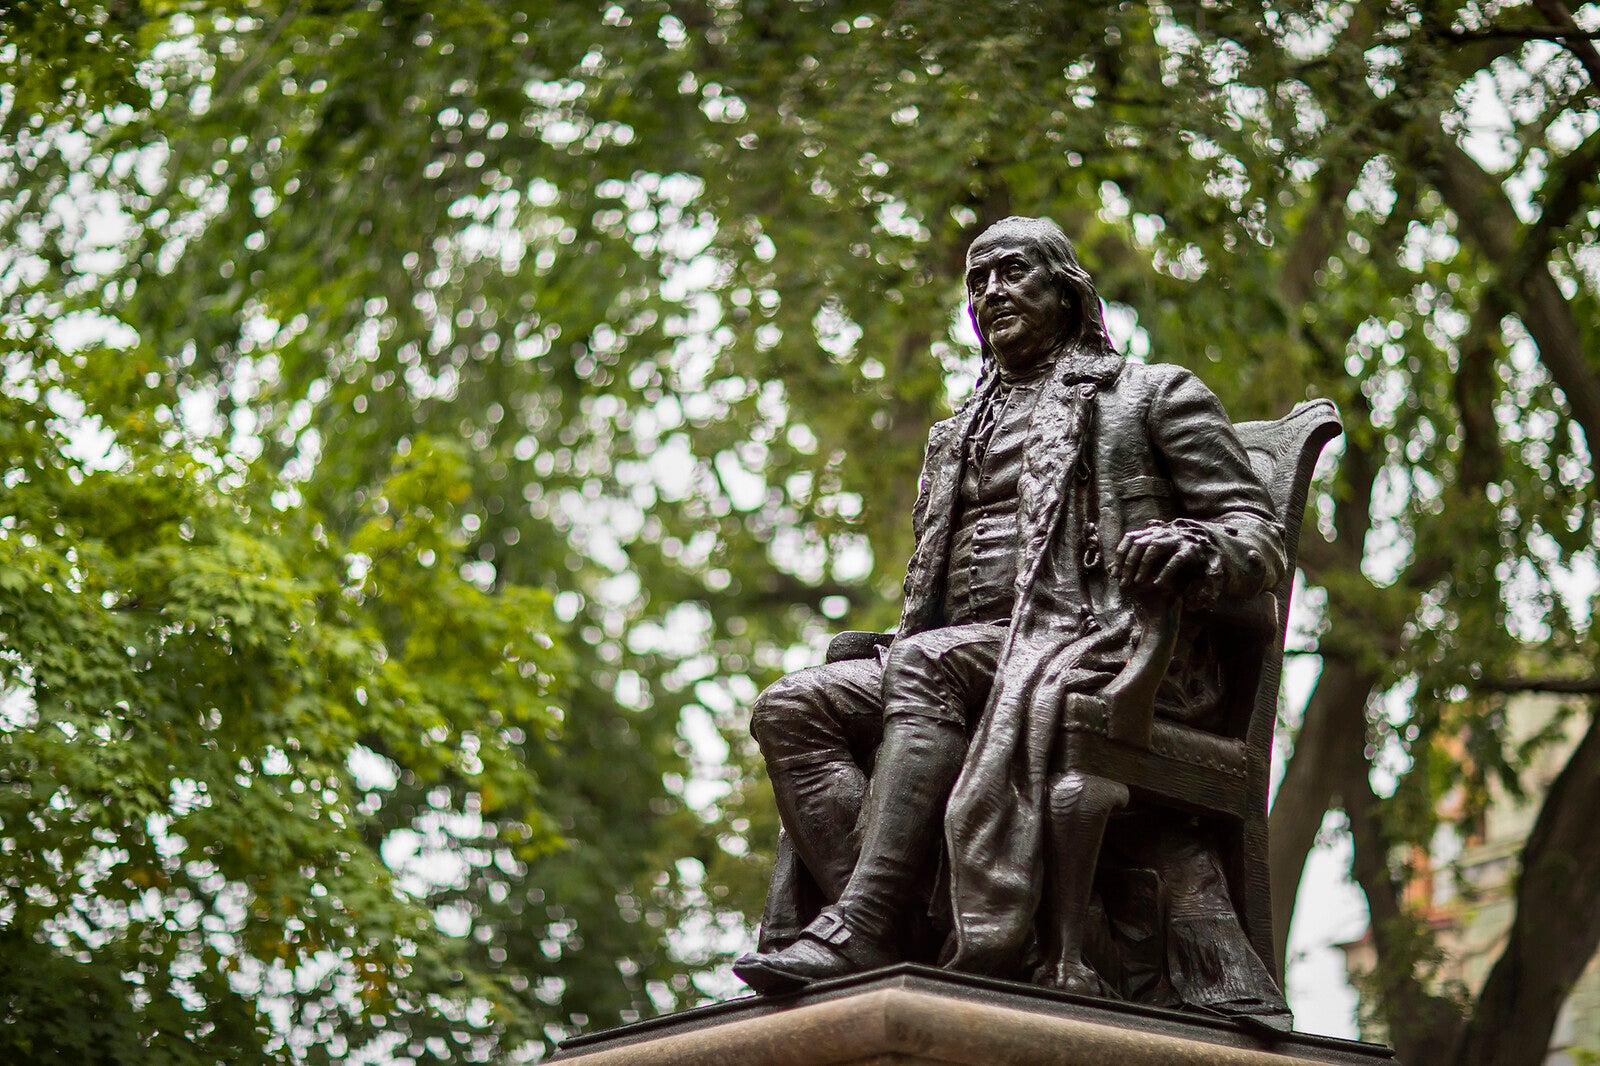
[942,376,1045,624]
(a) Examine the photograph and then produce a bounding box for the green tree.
[3,3,1598,1065]
[0,5,695,1062]
[0,410,568,1062]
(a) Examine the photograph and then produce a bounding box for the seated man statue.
[733,216,1290,1026]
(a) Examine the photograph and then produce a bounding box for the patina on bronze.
[733,217,1340,1032]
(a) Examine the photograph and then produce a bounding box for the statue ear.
[1059,285,1082,338]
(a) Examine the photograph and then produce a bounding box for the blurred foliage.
[0,401,570,1062]
[0,1,1597,1063]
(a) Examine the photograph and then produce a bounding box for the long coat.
[893,349,1285,975]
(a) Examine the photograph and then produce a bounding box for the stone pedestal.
[551,965,1400,1065]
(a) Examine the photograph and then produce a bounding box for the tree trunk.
[1451,703,1600,1066]
[1268,648,1380,967]
[1425,135,1600,446]
[1344,759,1466,1063]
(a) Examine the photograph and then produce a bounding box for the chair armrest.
[825,631,895,664]
[1100,592,1181,749]
[1196,592,1278,636]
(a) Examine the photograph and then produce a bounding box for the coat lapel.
[1014,352,1126,604]
[896,379,994,635]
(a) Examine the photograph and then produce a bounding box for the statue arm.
[1142,368,1286,606]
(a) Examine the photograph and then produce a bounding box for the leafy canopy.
[3,2,1600,1064]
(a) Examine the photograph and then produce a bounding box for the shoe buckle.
[805,911,852,948]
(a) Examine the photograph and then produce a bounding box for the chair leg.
[1040,770,1128,994]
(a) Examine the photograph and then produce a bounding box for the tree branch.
[1423,134,1600,448]
[1276,173,1355,311]
[1522,127,1600,266]
[1434,25,1600,42]
[1268,646,1381,967]
[1294,534,1341,581]
[1477,675,1600,695]
[1531,0,1600,90]
[1343,750,1467,1063]
[1454,294,1509,492]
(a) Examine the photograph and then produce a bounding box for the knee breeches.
[749,622,1005,769]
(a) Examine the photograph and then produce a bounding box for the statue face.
[965,237,1074,375]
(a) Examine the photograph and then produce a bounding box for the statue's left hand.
[1114,524,1206,593]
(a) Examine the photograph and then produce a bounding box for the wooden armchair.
[777,399,1340,1000]
[1040,398,1342,993]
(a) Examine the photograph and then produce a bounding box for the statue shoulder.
[1109,361,1226,413]
[1112,359,1200,391]
[926,411,966,451]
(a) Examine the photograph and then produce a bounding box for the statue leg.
[736,627,1000,993]
[832,712,966,945]
[1040,769,1128,994]
[749,659,885,900]
[737,719,966,993]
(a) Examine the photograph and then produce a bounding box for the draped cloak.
[891,350,1285,977]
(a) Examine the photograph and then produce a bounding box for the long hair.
[966,217,1115,377]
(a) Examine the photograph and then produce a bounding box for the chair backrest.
[1228,398,1342,978]
[1231,399,1344,772]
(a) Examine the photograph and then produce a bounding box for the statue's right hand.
[1113,524,1205,593]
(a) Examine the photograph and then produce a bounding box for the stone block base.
[552,965,1399,1065]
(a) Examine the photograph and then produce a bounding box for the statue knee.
[882,635,969,725]
[749,673,804,742]
[882,635,935,684]
[749,671,837,756]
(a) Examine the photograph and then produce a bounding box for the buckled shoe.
[732,909,896,994]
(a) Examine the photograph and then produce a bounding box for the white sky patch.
[660,251,719,304]
[1267,574,1362,1038]
[42,384,123,473]
[628,601,711,659]
[814,301,863,359]
[678,700,731,811]
[712,448,766,511]
[1102,302,1148,361]
[644,431,697,502]
[1555,551,1599,632]
[876,198,928,241]
[1285,823,1366,1038]
[1347,155,1397,218]
[830,535,874,583]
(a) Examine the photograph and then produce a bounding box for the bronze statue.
[734,217,1339,1031]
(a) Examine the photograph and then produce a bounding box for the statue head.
[965,216,1114,377]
